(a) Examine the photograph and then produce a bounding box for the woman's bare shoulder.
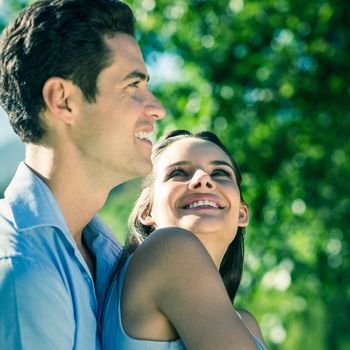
[123,229,261,350]
[125,227,217,294]
[131,227,213,269]
[122,227,224,341]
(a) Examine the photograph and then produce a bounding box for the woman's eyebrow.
[165,160,234,170]
[166,161,190,169]
[210,160,234,170]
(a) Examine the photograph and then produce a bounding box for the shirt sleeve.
[0,256,75,350]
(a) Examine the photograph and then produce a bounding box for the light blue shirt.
[0,162,122,350]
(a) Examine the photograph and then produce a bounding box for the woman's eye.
[168,168,188,179]
[211,168,232,178]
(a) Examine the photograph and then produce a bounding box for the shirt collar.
[5,162,72,236]
[5,162,121,256]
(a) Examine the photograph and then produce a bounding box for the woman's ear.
[139,214,156,227]
[238,204,249,227]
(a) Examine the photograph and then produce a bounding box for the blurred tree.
[1,0,349,349]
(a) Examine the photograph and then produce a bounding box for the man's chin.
[138,157,152,177]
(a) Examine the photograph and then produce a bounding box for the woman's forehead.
[155,138,232,168]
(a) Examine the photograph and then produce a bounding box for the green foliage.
[111,1,350,348]
[0,0,32,30]
[2,0,349,349]
[99,179,142,244]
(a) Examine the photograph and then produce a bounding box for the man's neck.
[25,144,110,245]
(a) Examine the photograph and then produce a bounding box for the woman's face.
[143,138,249,247]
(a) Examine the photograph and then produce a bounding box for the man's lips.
[180,196,224,210]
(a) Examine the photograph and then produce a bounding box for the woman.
[102,130,267,350]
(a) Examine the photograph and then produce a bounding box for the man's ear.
[139,214,156,227]
[42,77,75,123]
[238,204,249,227]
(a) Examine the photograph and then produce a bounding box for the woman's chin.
[178,220,223,236]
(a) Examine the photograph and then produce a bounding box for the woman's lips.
[181,195,224,209]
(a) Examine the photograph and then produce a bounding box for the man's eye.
[128,81,140,88]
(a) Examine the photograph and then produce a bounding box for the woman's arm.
[124,227,260,350]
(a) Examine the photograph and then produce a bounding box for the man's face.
[73,34,165,185]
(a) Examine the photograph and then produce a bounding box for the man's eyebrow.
[122,70,149,82]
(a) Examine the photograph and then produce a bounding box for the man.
[0,0,165,348]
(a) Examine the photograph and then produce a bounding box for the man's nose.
[145,92,165,120]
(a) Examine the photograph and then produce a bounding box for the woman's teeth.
[186,200,220,209]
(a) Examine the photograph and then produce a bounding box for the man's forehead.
[105,34,143,60]
[101,34,148,81]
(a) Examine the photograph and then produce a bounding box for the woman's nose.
[188,171,215,190]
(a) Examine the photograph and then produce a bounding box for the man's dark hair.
[0,0,135,143]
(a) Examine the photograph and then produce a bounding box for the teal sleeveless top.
[102,255,266,350]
